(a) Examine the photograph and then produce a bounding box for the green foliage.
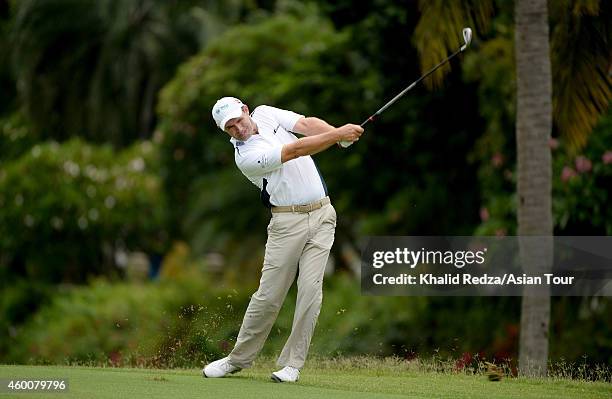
[6,275,611,367]
[0,0,609,372]
[157,8,378,255]
[551,112,612,234]
[0,280,52,358]
[0,139,168,284]
[463,27,518,236]
[460,4,611,236]
[0,112,36,162]
[414,0,611,152]
[464,30,516,233]
[0,2,15,116]
[311,1,485,238]
[158,4,486,273]
[5,277,245,367]
[414,0,494,88]
[463,29,515,167]
[284,278,523,362]
[473,108,612,236]
[8,0,242,146]
[549,296,612,369]
[550,0,612,150]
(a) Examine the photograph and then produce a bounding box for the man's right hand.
[282,123,364,162]
[336,124,364,145]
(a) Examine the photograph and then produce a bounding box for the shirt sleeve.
[236,143,283,177]
[265,105,304,132]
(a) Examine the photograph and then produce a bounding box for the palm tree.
[8,0,254,147]
[412,0,610,376]
[514,0,552,377]
[413,0,610,151]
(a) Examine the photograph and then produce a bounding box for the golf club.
[363,28,472,128]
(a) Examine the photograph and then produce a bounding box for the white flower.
[78,216,88,230]
[63,161,80,177]
[51,217,64,230]
[31,146,41,158]
[141,141,153,153]
[129,157,145,172]
[86,167,109,183]
[105,196,116,209]
[88,208,99,221]
[115,177,128,190]
[85,165,97,179]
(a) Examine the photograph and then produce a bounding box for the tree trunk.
[515,0,553,377]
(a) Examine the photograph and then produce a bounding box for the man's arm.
[281,124,363,163]
[292,117,334,136]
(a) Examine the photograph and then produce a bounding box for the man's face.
[224,106,256,141]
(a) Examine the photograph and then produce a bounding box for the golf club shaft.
[361,47,463,127]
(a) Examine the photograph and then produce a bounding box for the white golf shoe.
[202,356,241,378]
[271,366,300,383]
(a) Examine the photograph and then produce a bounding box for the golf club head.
[461,28,472,51]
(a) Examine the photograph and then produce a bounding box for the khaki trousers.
[228,203,336,369]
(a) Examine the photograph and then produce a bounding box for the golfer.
[203,97,363,382]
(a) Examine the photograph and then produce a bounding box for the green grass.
[1,357,610,399]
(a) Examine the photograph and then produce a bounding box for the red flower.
[480,207,490,222]
[548,138,559,150]
[575,156,592,173]
[561,166,577,182]
[455,352,473,370]
[603,151,612,165]
[491,153,504,168]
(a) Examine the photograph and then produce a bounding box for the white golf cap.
[212,97,245,130]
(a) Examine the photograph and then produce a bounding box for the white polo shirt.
[230,105,328,207]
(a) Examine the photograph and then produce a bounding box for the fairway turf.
[0,363,610,399]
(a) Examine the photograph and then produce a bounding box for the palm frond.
[414,0,493,89]
[9,0,246,146]
[550,0,611,151]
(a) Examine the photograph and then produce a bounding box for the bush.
[7,274,610,367]
[474,108,612,236]
[0,279,52,358]
[0,112,36,163]
[5,276,245,367]
[551,113,612,234]
[0,138,168,284]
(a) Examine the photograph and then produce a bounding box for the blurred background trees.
[0,0,610,371]
[9,0,269,146]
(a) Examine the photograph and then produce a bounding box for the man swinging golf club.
[203,97,363,382]
[203,27,472,383]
